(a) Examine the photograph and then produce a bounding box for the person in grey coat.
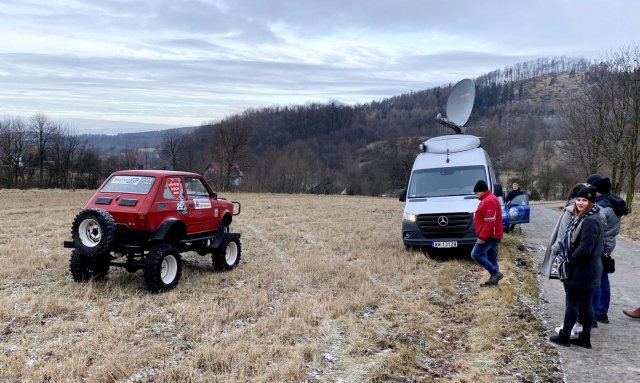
[541,183,584,278]
[586,174,629,324]
[549,186,604,349]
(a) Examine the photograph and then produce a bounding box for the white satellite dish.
[436,78,476,134]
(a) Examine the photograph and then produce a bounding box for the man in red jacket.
[471,180,504,286]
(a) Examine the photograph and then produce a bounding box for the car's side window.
[511,194,529,205]
[185,178,210,198]
[163,177,184,200]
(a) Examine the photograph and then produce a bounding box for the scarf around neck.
[558,204,600,279]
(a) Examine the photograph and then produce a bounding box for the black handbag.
[602,253,615,274]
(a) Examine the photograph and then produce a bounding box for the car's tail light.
[137,214,147,228]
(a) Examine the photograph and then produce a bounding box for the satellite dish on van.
[436,78,475,134]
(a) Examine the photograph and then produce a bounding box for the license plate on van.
[433,241,457,248]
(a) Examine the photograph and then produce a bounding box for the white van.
[399,79,505,249]
[399,134,500,249]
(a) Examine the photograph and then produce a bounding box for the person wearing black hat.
[471,180,504,287]
[549,186,604,349]
[586,174,629,325]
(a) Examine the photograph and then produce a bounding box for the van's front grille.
[416,213,472,238]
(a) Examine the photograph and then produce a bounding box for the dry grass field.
[0,190,561,382]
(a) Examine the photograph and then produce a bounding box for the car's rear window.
[101,175,156,194]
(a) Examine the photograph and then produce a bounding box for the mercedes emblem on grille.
[437,216,448,226]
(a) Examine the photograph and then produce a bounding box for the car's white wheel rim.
[79,218,101,247]
[225,242,238,265]
[161,255,178,284]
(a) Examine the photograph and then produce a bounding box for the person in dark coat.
[586,174,628,325]
[542,183,583,279]
[549,186,604,349]
[505,182,524,205]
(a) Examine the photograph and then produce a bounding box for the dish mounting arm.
[436,113,464,134]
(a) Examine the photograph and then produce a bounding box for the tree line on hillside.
[6,54,637,202]
[560,45,640,211]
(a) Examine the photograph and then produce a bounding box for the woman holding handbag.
[549,186,604,349]
[541,183,584,279]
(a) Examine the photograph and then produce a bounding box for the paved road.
[522,203,640,383]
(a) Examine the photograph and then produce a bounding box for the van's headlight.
[403,213,417,222]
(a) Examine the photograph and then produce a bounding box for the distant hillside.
[79,57,592,197]
[81,126,198,153]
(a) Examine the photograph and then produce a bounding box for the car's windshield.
[101,175,156,194]
[408,165,487,198]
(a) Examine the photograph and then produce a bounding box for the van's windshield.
[408,165,487,198]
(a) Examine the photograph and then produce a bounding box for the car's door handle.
[189,202,195,207]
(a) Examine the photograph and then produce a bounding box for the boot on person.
[549,329,571,347]
[623,308,640,319]
[480,272,503,287]
[569,332,592,349]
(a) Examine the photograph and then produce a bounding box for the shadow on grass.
[416,245,476,263]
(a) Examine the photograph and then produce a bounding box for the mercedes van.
[399,134,500,249]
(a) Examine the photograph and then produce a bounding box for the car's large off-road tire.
[71,208,116,256]
[212,236,241,271]
[144,244,182,293]
[69,248,110,282]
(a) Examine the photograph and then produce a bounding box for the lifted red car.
[64,170,241,292]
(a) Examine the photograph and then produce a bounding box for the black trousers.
[562,282,594,336]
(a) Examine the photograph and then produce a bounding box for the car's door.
[183,176,220,234]
[505,194,530,225]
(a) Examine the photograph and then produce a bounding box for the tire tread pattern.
[212,236,241,271]
[69,248,110,282]
[71,208,116,256]
[144,244,182,293]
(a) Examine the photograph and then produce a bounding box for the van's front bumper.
[402,220,477,248]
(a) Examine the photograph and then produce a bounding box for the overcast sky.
[1,0,639,134]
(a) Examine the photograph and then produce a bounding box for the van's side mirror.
[493,183,503,198]
[399,189,406,202]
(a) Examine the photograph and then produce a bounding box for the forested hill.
[84,56,592,196]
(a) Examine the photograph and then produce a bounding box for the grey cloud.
[2,0,640,133]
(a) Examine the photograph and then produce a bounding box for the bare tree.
[0,118,29,188]
[50,124,84,188]
[122,147,143,170]
[74,148,103,189]
[204,116,253,191]
[558,95,604,177]
[561,45,640,210]
[29,113,57,188]
[159,129,185,170]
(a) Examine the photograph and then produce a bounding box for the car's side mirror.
[212,192,217,199]
[399,189,406,202]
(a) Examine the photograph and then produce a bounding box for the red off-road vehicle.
[64,170,241,292]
